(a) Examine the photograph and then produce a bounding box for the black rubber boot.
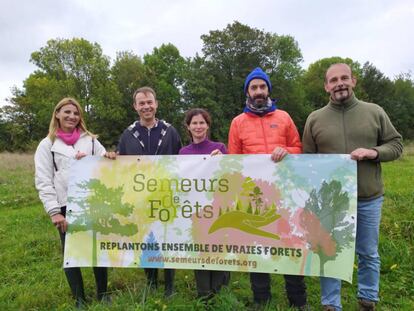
[145,268,158,289]
[250,272,271,304]
[64,267,86,308]
[284,274,307,308]
[164,269,175,297]
[94,267,109,302]
[194,270,230,299]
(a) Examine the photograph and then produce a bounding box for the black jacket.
[117,120,182,155]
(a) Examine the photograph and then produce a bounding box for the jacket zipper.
[147,128,151,155]
[260,117,269,153]
[342,106,348,153]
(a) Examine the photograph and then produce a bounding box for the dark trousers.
[144,268,175,296]
[59,207,108,302]
[194,270,230,298]
[250,273,307,307]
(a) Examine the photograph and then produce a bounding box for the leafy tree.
[0,109,12,151]
[3,38,123,148]
[0,88,38,151]
[68,179,138,265]
[143,44,187,133]
[240,176,255,199]
[181,55,219,143]
[266,36,310,131]
[359,62,414,138]
[390,74,414,138]
[183,21,305,142]
[3,28,414,152]
[29,38,112,111]
[5,78,63,148]
[360,62,394,104]
[111,51,146,124]
[300,180,354,276]
[249,186,264,211]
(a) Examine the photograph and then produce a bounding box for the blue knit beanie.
[244,67,272,94]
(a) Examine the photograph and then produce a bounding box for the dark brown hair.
[184,108,212,141]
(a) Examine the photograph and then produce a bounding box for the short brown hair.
[132,86,157,103]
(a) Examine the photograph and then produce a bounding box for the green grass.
[1,151,413,310]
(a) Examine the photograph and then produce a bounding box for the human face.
[187,114,209,143]
[325,64,356,102]
[247,79,269,105]
[134,92,158,122]
[55,104,80,132]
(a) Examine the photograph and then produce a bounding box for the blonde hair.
[47,97,95,141]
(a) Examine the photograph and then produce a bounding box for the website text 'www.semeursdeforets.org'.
[147,255,257,269]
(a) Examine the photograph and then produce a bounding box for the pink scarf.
[57,128,81,145]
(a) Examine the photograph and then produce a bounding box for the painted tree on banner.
[300,180,355,276]
[68,179,138,265]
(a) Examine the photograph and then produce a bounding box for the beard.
[332,88,351,102]
[249,95,268,108]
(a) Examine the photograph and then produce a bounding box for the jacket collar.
[327,93,359,111]
[51,131,87,155]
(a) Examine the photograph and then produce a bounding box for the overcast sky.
[1,0,413,106]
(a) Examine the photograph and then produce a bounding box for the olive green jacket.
[302,93,403,200]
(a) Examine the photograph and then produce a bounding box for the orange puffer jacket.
[228,110,302,154]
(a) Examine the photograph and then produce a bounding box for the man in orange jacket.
[228,67,307,309]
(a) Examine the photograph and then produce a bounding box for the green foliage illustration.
[250,186,264,210]
[67,179,138,265]
[300,180,354,276]
[209,179,281,240]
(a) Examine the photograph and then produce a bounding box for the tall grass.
[0,152,37,209]
[0,151,413,310]
[403,141,414,156]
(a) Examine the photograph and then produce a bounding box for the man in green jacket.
[302,63,403,311]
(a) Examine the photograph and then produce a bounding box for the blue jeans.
[320,196,383,310]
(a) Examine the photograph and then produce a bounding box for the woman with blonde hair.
[34,97,109,307]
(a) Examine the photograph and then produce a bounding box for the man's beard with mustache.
[333,87,351,102]
[250,95,268,108]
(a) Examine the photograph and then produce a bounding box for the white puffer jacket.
[34,132,106,216]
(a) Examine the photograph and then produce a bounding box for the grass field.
[0,148,413,311]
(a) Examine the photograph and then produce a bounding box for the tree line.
[1,21,413,152]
